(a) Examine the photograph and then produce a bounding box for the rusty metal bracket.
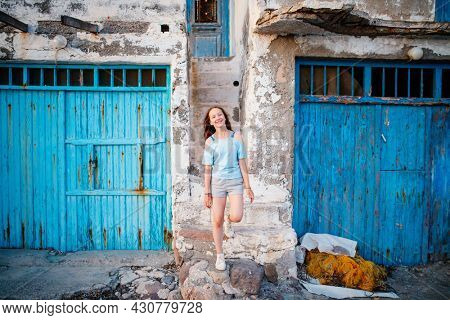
[61,15,100,33]
[0,11,28,32]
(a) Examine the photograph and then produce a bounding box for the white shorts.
[211,177,243,198]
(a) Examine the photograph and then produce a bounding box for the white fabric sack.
[300,280,399,299]
[296,233,358,263]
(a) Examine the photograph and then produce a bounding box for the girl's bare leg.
[229,194,244,223]
[211,196,227,253]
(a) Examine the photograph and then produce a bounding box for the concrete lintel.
[255,5,450,38]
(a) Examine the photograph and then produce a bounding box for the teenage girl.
[202,107,254,271]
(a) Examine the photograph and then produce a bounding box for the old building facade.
[0,1,448,277]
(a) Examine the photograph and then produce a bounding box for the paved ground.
[0,249,448,300]
[0,249,173,299]
[386,261,450,299]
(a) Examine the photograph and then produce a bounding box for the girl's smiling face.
[209,108,226,129]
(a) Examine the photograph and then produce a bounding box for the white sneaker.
[224,219,235,238]
[215,253,226,271]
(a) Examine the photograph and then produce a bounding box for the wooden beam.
[61,15,99,33]
[0,11,28,32]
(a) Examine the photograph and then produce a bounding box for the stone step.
[175,224,298,278]
[174,202,290,227]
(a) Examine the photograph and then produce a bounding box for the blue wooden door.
[293,60,449,265]
[0,89,65,250]
[0,65,171,251]
[294,103,381,261]
[64,90,169,251]
[187,0,230,57]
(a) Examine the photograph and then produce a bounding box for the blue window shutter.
[436,0,450,22]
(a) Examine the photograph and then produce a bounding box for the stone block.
[264,263,278,283]
[136,280,164,299]
[120,271,139,285]
[167,289,183,300]
[229,259,264,295]
[275,249,297,279]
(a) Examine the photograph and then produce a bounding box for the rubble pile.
[179,258,264,300]
[109,265,182,300]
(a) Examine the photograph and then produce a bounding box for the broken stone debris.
[135,280,163,298]
[264,263,278,283]
[98,265,181,300]
[230,259,264,295]
[60,242,394,301]
[180,258,265,299]
[119,270,139,285]
[50,253,402,300]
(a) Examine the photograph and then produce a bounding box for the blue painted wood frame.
[186,0,230,57]
[0,63,169,92]
[295,59,450,105]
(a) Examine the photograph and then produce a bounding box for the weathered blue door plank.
[294,103,379,260]
[427,106,449,261]
[380,106,426,171]
[0,90,65,249]
[378,171,426,265]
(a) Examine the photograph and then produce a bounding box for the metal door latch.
[89,157,98,168]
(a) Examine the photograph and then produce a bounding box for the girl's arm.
[235,131,254,203]
[204,164,212,193]
[239,159,254,203]
[203,138,213,208]
[238,159,250,189]
[204,164,212,208]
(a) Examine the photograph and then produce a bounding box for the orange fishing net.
[305,250,387,291]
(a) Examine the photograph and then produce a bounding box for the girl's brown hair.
[203,106,232,140]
